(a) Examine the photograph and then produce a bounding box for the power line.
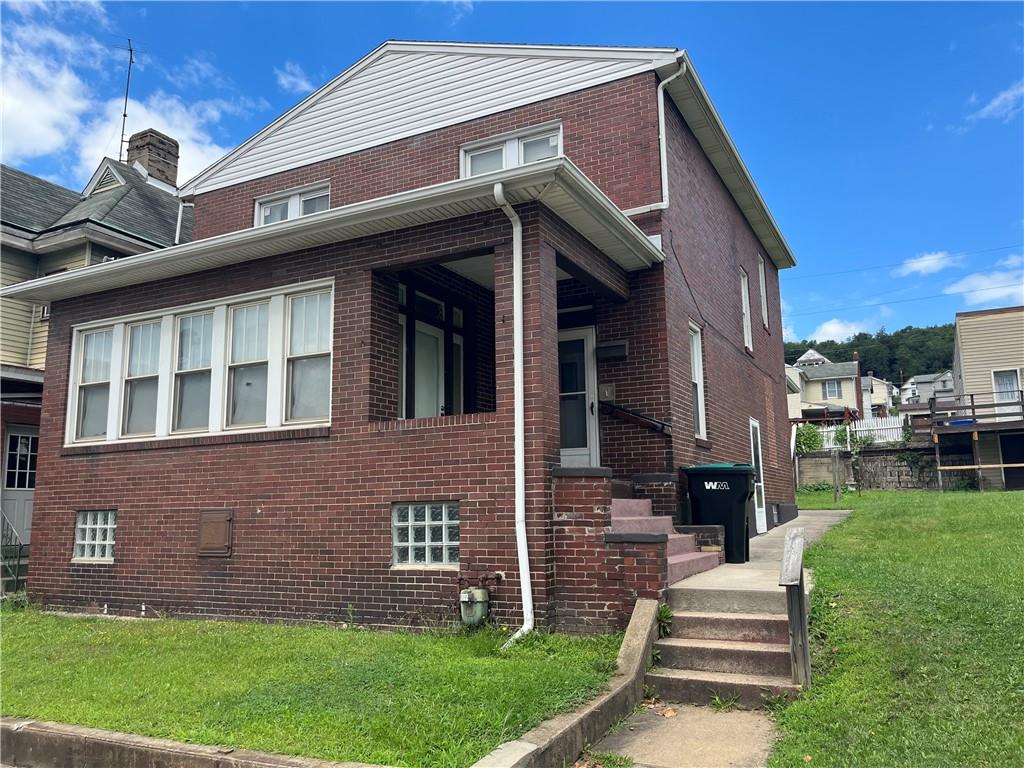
[786,281,1024,318]
[783,244,1022,281]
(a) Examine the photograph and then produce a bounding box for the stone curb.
[471,598,660,768]
[0,718,388,768]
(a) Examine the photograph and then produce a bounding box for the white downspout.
[494,181,534,648]
[621,57,687,217]
[174,200,194,245]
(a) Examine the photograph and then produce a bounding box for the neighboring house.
[900,370,954,405]
[787,349,862,422]
[933,306,1024,490]
[2,42,797,629]
[861,372,895,417]
[0,129,191,551]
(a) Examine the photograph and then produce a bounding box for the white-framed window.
[689,323,707,438]
[461,123,562,178]
[822,379,843,399]
[391,501,460,567]
[65,279,333,446]
[73,510,116,562]
[757,255,769,329]
[255,184,330,227]
[740,268,753,350]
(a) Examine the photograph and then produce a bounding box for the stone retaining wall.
[797,445,975,491]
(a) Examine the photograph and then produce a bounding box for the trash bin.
[683,463,755,564]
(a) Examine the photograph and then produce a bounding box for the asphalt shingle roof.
[801,361,859,380]
[1,165,83,234]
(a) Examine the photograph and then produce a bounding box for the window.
[67,281,333,445]
[287,292,332,421]
[740,268,753,350]
[391,502,459,567]
[757,255,769,329]
[174,312,213,432]
[73,510,116,562]
[122,321,161,436]
[255,184,330,226]
[5,432,38,490]
[77,328,113,439]
[689,324,707,438]
[462,124,562,178]
[228,303,269,427]
[822,379,843,399]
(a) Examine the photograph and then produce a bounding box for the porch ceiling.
[2,158,663,304]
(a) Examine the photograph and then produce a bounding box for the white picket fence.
[819,415,906,449]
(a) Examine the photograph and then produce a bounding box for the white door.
[749,418,767,534]
[559,327,600,467]
[414,321,445,417]
[2,426,38,544]
[993,369,1020,420]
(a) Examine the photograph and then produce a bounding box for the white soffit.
[180,41,678,196]
[3,158,663,304]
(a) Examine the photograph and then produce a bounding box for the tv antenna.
[118,39,135,162]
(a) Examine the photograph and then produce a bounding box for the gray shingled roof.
[1,165,82,234]
[1,160,191,248]
[801,361,859,380]
[910,371,951,384]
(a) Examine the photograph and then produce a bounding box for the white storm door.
[414,321,445,418]
[559,327,600,467]
[749,418,767,534]
[2,427,38,544]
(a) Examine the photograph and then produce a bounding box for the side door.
[1,426,38,544]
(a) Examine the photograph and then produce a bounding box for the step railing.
[779,527,811,689]
[598,400,672,435]
[1,509,26,594]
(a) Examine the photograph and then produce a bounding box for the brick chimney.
[126,128,179,187]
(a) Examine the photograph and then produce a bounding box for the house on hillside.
[0,130,191,559]
[2,41,797,630]
[786,349,862,423]
[900,370,954,405]
[931,306,1024,490]
[861,372,895,417]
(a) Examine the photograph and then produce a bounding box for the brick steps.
[607,497,719,583]
[645,667,800,709]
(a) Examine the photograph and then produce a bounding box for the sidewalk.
[587,509,850,768]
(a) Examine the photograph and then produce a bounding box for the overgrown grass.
[0,611,619,767]
[771,490,1024,767]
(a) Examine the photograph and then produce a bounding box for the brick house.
[2,42,796,631]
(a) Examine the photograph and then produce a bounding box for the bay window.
[66,280,332,445]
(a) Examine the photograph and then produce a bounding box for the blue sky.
[2,1,1022,341]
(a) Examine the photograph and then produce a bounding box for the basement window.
[255,184,330,226]
[392,502,460,567]
[73,510,116,562]
[461,123,562,178]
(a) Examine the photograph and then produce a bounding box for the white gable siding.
[184,45,675,195]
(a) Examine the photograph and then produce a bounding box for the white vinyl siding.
[66,280,332,446]
[757,255,769,328]
[187,46,672,194]
[462,124,562,178]
[740,268,753,350]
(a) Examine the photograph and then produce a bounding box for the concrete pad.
[592,704,776,768]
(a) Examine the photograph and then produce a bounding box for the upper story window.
[66,280,333,446]
[255,184,330,226]
[461,123,562,178]
[757,255,769,329]
[822,379,843,399]
[689,323,707,439]
[739,268,753,351]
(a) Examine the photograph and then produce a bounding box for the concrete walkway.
[589,509,850,768]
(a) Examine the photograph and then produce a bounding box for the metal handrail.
[1,509,26,594]
[779,527,811,688]
[598,400,673,435]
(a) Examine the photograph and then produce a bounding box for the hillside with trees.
[784,324,954,385]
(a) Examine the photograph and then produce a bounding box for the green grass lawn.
[0,611,619,767]
[771,490,1024,768]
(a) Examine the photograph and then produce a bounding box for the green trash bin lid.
[684,463,754,471]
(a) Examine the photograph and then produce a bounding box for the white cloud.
[894,251,963,277]
[274,61,313,94]
[943,269,1024,307]
[809,318,873,342]
[782,324,798,342]
[445,0,474,24]
[967,79,1024,123]
[168,55,231,90]
[997,254,1024,269]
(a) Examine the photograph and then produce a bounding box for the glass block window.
[392,502,459,566]
[73,510,116,561]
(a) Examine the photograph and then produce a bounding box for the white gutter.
[174,201,195,245]
[621,57,687,217]
[494,181,534,649]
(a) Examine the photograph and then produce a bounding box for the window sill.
[695,437,712,450]
[70,558,114,565]
[390,564,460,572]
[63,425,331,456]
[372,412,498,432]
[744,346,755,358]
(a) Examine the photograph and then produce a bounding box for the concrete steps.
[608,497,719,583]
[668,552,722,583]
[670,611,790,643]
[655,637,792,677]
[667,585,799,615]
[645,667,800,709]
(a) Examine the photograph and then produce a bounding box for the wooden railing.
[931,390,1024,429]
[779,527,811,689]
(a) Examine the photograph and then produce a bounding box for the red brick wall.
[192,74,662,240]
[660,100,795,504]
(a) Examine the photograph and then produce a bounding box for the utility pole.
[119,39,136,163]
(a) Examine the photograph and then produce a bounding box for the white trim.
[740,267,753,351]
[64,280,333,448]
[460,122,562,179]
[757,254,769,329]
[689,322,706,439]
[254,182,331,227]
[557,326,600,468]
[82,159,126,196]
[749,417,767,535]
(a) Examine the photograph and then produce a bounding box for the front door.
[1000,433,1024,491]
[749,418,767,534]
[559,327,600,467]
[1,426,38,544]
